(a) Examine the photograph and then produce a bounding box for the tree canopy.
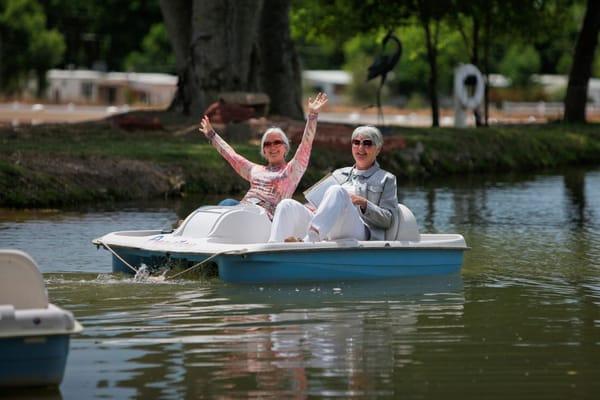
[0,0,65,94]
[39,0,164,71]
[1,0,598,123]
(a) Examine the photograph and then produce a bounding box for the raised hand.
[307,92,328,114]
[199,115,214,139]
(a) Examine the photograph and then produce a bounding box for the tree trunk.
[159,0,302,119]
[471,18,483,127]
[482,9,491,126]
[190,0,263,118]
[0,35,3,91]
[36,68,47,98]
[159,0,194,114]
[257,0,303,119]
[422,20,440,127]
[564,0,600,123]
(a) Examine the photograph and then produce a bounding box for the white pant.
[269,185,367,242]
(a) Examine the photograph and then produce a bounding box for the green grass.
[1,120,599,208]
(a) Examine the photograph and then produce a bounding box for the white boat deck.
[94,230,468,256]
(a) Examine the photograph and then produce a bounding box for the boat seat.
[178,204,272,244]
[0,249,48,310]
[384,204,420,241]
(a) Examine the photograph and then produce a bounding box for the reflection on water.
[0,168,599,398]
[51,274,464,399]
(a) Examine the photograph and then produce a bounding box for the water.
[1,168,599,399]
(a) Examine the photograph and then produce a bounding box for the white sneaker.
[302,229,320,243]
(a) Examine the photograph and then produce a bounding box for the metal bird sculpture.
[367,32,402,125]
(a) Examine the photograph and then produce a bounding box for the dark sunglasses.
[351,139,374,147]
[263,140,284,148]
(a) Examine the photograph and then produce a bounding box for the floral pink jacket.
[208,112,319,219]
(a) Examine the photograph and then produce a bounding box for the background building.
[46,69,178,107]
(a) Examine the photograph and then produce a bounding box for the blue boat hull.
[110,246,464,284]
[0,335,70,387]
[217,248,464,284]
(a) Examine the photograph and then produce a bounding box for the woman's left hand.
[350,194,368,212]
[308,92,328,113]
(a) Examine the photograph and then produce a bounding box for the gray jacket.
[331,162,398,240]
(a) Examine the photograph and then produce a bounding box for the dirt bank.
[1,111,599,208]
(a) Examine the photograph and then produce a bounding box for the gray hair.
[351,125,384,149]
[260,127,290,158]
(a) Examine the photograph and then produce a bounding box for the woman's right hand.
[199,115,214,138]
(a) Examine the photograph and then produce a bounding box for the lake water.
[1,168,599,399]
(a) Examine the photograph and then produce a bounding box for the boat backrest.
[0,250,48,309]
[175,207,225,238]
[177,205,272,243]
[384,204,420,241]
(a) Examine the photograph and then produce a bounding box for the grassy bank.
[1,113,599,208]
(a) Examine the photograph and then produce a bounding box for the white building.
[46,68,355,107]
[533,74,600,104]
[46,69,178,106]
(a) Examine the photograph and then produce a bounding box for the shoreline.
[1,112,599,208]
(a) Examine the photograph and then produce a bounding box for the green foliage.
[40,0,163,71]
[1,0,592,103]
[406,93,427,109]
[341,22,469,104]
[499,44,541,87]
[594,53,600,78]
[385,26,429,95]
[533,1,583,75]
[0,0,65,94]
[291,0,410,41]
[291,0,411,70]
[124,23,175,73]
[292,0,589,105]
[556,53,573,75]
[342,33,385,104]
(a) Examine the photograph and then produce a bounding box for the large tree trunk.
[564,0,600,123]
[257,0,303,119]
[159,0,194,114]
[160,0,302,119]
[190,0,263,117]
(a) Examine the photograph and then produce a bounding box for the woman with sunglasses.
[198,92,328,219]
[269,125,398,242]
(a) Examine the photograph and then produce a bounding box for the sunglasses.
[263,140,284,148]
[351,139,374,147]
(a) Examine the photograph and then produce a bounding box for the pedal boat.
[93,204,468,284]
[0,250,83,387]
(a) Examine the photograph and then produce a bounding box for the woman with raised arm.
[199,92,328,219]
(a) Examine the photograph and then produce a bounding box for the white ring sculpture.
[454,64,484,109]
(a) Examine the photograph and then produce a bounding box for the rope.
[165,248,247,280]
[99,239,248,281]
[98,240,140,274]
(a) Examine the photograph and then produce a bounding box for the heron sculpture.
[367,32,402,125]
